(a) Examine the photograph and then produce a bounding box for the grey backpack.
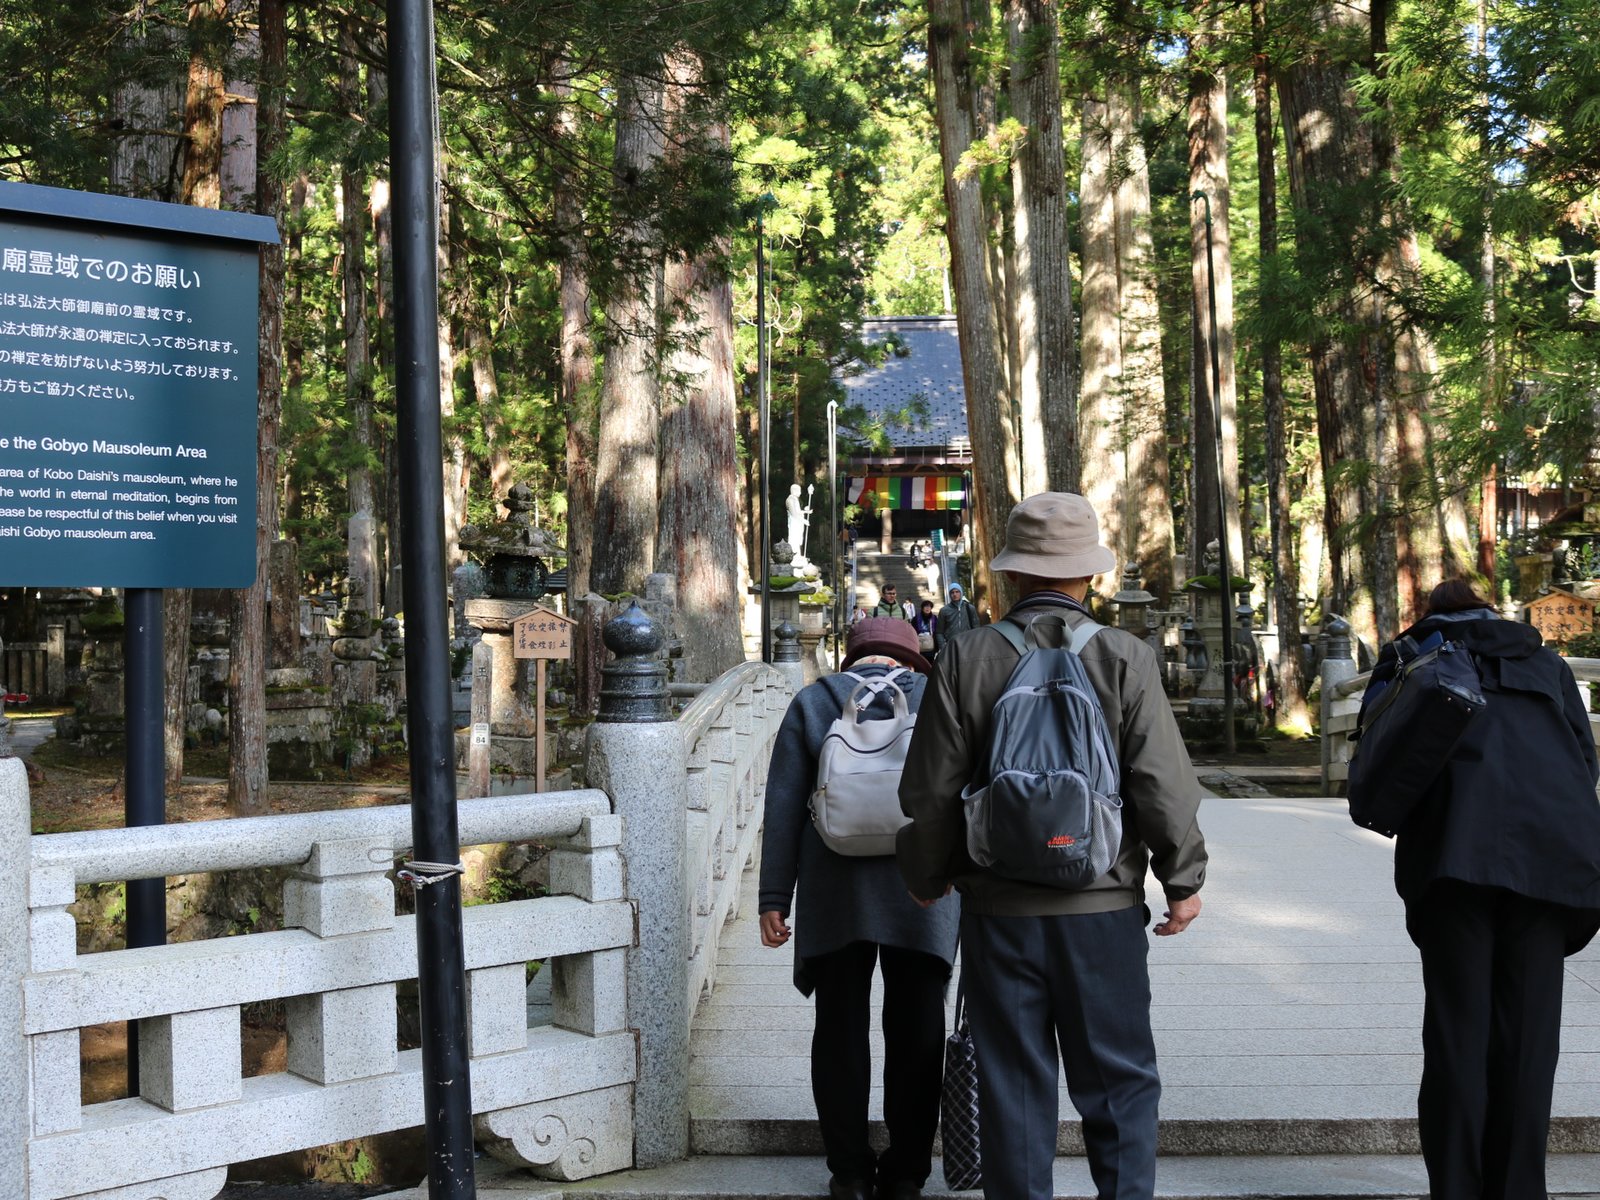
[809,669,917,856]
[960,614,1123,888]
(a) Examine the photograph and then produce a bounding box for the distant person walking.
[871,583,915,622]
[933,583,978,656]
[911,599,937,656]
[759,618,959,1200]
[1367,578,1600,1200]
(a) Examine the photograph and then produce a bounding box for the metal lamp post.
[388,2,476,1194]
[826,398,840,670]
[1193,189,1237,753]
[756,200,772,663]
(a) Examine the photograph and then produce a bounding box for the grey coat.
[759,664,961,994]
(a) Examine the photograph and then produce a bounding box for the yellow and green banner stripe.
[846,475,965,511]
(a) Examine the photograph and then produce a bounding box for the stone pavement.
[378,1152,1600,1198]
[689,791,1600,1158]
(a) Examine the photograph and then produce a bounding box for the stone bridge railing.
[0,762,635,1200]
[0,605,797,1198]
[679,663,792,1008]
[584,607,797,1168]
[1319,622,1600,793]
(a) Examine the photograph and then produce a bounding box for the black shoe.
[876,1181,923,1200]
[828,1178,872,1200]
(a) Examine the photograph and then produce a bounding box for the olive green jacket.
[896,605,1208,916]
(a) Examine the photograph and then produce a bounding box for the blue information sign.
[0,182,277,587]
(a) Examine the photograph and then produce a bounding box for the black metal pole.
[757,207,772,663]
[387,4,475,1196]
[827,399,840,671]
[1194,190,1237,753]
[123,586,165,1094]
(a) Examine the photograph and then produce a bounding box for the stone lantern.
[456,484,568,781]
[1110,565,1155,638]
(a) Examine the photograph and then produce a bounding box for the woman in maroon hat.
[758,618,960,1200]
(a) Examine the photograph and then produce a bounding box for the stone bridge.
[4,626,1600,1199]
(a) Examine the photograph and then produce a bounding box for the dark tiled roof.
[837,316,969,454]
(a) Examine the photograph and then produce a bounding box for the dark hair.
[921,600,934,610]
[1424,578,1491,616]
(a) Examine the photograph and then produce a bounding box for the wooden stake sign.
[512,607,575,792]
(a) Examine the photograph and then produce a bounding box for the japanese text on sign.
[513,609,573,660]
[0,196,261,587]
[1527,590,1596,647]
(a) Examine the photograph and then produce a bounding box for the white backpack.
[809,669,917,856]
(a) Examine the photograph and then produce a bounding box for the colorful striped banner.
[845,475,965,511]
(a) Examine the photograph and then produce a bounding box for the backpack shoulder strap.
[994,617,1028,657]
[1069,620,1103,655]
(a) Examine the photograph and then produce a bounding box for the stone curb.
[687,1115,1600,1156]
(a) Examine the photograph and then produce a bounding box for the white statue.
[785,484,813,567]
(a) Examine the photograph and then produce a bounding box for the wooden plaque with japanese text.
[1527,588,1596,646]
[512,606,574,660]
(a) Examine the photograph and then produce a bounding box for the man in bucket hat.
[897,492,1207,1200]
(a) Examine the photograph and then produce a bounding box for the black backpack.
[1347,631,1485,837]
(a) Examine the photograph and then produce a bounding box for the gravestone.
[268,539,301,669]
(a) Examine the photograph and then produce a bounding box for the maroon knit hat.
[843,616,932,674]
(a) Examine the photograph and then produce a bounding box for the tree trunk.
[1005,0,1078,495]
[1252,0,1310,731]
[439,193,468,569]
[590,63,667,596]
[928,0,1015,615]
[466,292,513,502]
[367,54,400,613]
[164,0,230,790]
[1110,75,1173,598]
[1079,95,1125,576]
[180,0,227,211]
[1187,27,1242,580]
[1277,2,1379,644]
[657,52,747,678]
[229,0,286,815]
[339,18,378,614]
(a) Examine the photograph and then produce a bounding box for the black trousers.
[1408,880,1571,1200]
[806,941,950,1187]
[961,908,1161,1200]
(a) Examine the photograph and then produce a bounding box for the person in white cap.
[896,492,1208,1200]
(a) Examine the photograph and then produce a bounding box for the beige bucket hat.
[989,492,1118,579]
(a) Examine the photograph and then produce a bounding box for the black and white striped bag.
[940,979,982,1191]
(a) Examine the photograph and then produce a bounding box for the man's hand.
[1153,893,1202,936]
[910,884,953,909]
[759,911,791,947]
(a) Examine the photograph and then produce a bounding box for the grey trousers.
[960,907,1160,1200]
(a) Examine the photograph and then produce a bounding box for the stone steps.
[382,1152,1600,1198]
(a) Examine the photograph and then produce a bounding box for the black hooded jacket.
[1370,610,1600,948]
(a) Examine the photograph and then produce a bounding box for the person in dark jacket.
[1369,578,1600,1200]
[933,583,979,655]
[759,618,960,1200]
